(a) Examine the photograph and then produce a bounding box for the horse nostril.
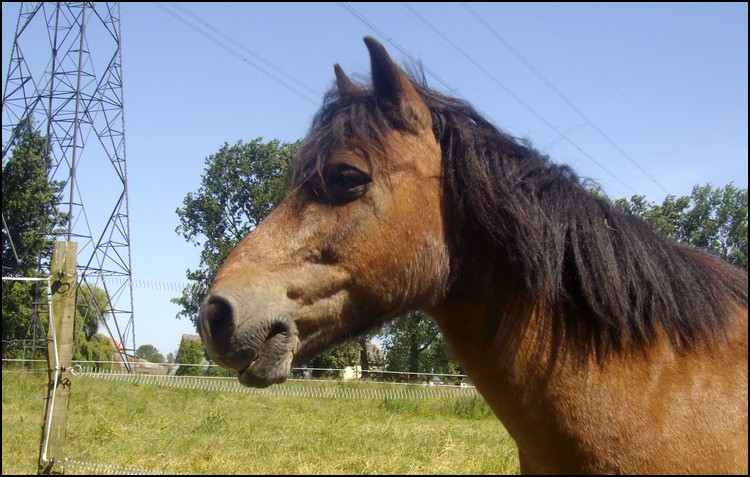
[267,320,290,341]
[201,296,234,342]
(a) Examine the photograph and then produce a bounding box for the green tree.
[175,137,375,371]
[382,311,461,380]
[173,138,299,326]
[306,341,361,378]
[0,280,48,360]
[2,117,67,276]
[72,285,113,364]
[2,280,113,362]
[136,344,165,363]
[73,334,115,371]
[75,285,110,340]
[614,183,748,270]
[175,337,206,376]
[2,118,67,359]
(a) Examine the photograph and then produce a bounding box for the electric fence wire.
[72,365,479,401]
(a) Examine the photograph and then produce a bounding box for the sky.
[2,2,747,358]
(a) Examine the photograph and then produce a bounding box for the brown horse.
[199,37,748,474]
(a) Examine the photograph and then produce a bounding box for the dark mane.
[294,73,748,352]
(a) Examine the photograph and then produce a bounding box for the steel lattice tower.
[2,2,136,366]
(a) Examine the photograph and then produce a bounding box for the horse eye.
[334,167,370,190]
[326,165,371,200]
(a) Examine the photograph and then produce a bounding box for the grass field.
[2,369,520,474]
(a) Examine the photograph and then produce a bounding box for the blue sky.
[3,2,747,357]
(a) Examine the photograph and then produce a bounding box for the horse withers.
[198,37,748,474]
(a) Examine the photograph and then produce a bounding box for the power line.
[170,3,322,99]
[398,3,637,194]
[460,2,670,195]
[154,2,641,196]
[530,5,699,174]
[339,1,504,132]
[152,2,321,106]
[338,2,505,134]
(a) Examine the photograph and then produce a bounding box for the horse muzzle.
[198,282,299,388]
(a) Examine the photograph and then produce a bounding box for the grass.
[2,369,520,474]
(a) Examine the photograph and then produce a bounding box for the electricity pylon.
[2,2,136,367]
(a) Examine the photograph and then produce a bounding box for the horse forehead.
[375,129,442,176]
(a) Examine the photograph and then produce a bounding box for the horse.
[198,37,748,474]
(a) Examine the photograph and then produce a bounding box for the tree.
[305,341,361,378]
[2,117,67,276]
[73,334,115,371]
[613,183,748,270]
[1,280,47,360]
[72,285,114,364]
[175,336,206,376]
[173,138,299,326]
[2,280,113,362]
[75,285,110,340]
[381,311,461,380]
[174,137,374,372]
[2,118,67,359]
[136,344,165,364]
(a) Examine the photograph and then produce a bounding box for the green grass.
[2,370,519,474]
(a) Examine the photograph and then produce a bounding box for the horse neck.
[428,267,565,423]
[428,276,607,472]
[428,263,749,473]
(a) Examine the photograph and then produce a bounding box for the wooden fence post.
[38,241,78,475]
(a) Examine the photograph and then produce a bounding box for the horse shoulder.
[576,307,748,473]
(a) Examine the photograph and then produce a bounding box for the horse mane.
[294,71,748,352]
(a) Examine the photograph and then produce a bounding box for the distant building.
[427,376,445,386]
[343,342,385,380]
[100,335,173,375]
[180,333,202,344]
[363,342,385,365]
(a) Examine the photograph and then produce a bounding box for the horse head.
[198,37,450,387]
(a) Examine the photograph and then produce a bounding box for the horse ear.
[363,36,431,130]
[334,64,360,96]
